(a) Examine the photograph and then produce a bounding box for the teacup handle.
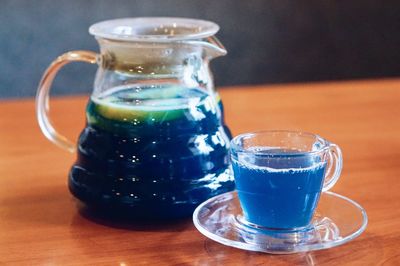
[322,144,343,192]
[36,51,98,153]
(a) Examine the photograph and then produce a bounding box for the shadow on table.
[0,185,76,226]
[1,185,191,232]
[76,202,192,232]
[197,231,385,265]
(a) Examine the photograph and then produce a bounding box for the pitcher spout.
[193,36,227,59]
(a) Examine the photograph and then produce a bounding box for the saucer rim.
[193,190,368,254]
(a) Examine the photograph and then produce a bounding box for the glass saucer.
[193,191,367,254]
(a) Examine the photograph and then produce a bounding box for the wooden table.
[1,79,399,265]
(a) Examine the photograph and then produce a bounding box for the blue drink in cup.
[230,131,342,230]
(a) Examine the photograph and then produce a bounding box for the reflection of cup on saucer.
[230,130,343,231]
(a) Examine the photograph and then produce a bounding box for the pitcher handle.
[36,51,98,153]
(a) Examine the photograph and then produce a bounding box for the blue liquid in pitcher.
[69,84,234,219]
[232,148,327,229]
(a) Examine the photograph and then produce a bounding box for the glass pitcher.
[36,17,234,219]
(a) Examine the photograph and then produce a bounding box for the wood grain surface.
[1,79,399,265]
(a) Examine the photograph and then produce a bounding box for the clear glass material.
[230,130,342,229]
[193,191,367,254]
[36,18,234,219]
[88,17,221,41]
[90,17,227,100]
[36,17,228,152]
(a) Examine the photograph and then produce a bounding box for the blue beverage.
[232,148,327,229]
[69,84,234,219]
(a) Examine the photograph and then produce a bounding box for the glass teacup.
[230,130,342,230]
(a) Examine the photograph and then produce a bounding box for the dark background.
[1,0,399,99]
